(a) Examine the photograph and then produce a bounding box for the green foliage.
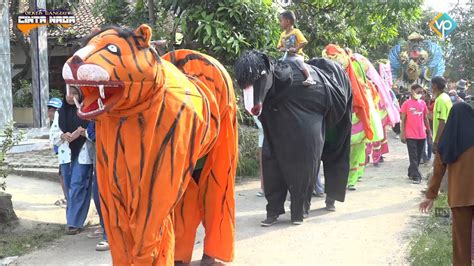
[237,126,259,177]
[444,3,474,80]
[164,0,280,65]
[287,0,423,58]
[409,194,452,265]
[92,0,130,25]
[12,80,32,108]
[0,123,24,191]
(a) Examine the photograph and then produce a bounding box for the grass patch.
[0,223,64,258]
[409,193,452,265]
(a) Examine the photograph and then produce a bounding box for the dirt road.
[15,136,428,264]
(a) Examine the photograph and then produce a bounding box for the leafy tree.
[0,123,23,191]
[162,0,280,65]
[444,3,474,80]
[93,0,130,25]
[286,0,423,58]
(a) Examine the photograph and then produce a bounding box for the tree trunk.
[147,0,156,26]
[0,192,17,224]
[9,0,31,85]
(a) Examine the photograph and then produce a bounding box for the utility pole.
[30,0,49,128]
[0,0,14,128]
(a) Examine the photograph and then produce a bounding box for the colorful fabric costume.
[353,54,400,164]
[61,25,237,265]
[389,32,445,88]
[323,45,384,187]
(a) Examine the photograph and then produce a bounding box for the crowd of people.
[252,10,473,264]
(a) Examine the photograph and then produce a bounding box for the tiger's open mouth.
[64,80,124,119]
[62,56,124,119]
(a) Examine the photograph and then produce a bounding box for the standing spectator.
[456,79,467,101]
[400,84,431,184]
[48,98,67,206]
[51,86,93,235]
[449,90,464,104]
[420,102,474,265]
[85,121,109,251]
[421,91,434,164]
[431,76,453,155]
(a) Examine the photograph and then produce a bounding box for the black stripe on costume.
[169,127,175,185]
[112,118,126,198]
[113,68,121,81]
[210,113,219,133]
[155,92,167,128]
[101,143,109,166]
[127,73,134,99]
[169,51,177,65]
[210,170,221,189]
[174,53,212,69]
[123,37,144,73]
[99,54,116,66]
[144,49,153,68]
[187,113,198,176]
[138,113,146,181]
[138,78,145,100]
[139,102,187,252]
[118,129,134,201]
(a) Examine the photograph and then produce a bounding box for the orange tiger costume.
[62,24,237,265]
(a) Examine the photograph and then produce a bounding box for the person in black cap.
[456,79,467,101]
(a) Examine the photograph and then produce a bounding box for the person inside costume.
[50,86,93,235]
[277,10,315,86]
[235,50,352,226]
[322,44,382,191]
[420,102,474,265]
[48,98,67,206]
[62,24,237,265]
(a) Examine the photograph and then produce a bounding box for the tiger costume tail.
[162,50,238,263]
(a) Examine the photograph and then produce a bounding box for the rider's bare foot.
[303,78,316,86]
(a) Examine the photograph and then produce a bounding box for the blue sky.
[423,0,471,12]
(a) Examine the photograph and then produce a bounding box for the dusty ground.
[12,136,429,265]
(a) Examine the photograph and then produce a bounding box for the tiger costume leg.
[163,50,238,263]
[62,25,237,265]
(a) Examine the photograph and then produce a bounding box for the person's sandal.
[87,228,103,239]
[96,240,110,251]
[54,198,66,206]
[65,227,82,235]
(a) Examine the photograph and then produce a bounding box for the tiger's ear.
[134,24,152,49]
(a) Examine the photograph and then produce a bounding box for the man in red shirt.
[400,84,432,184]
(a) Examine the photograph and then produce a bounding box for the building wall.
[11,43,75,79]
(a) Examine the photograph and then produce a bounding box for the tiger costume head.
[62,24,164,119]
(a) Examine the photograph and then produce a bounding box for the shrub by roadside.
[237,125,259,178]
[409,193,452,265]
